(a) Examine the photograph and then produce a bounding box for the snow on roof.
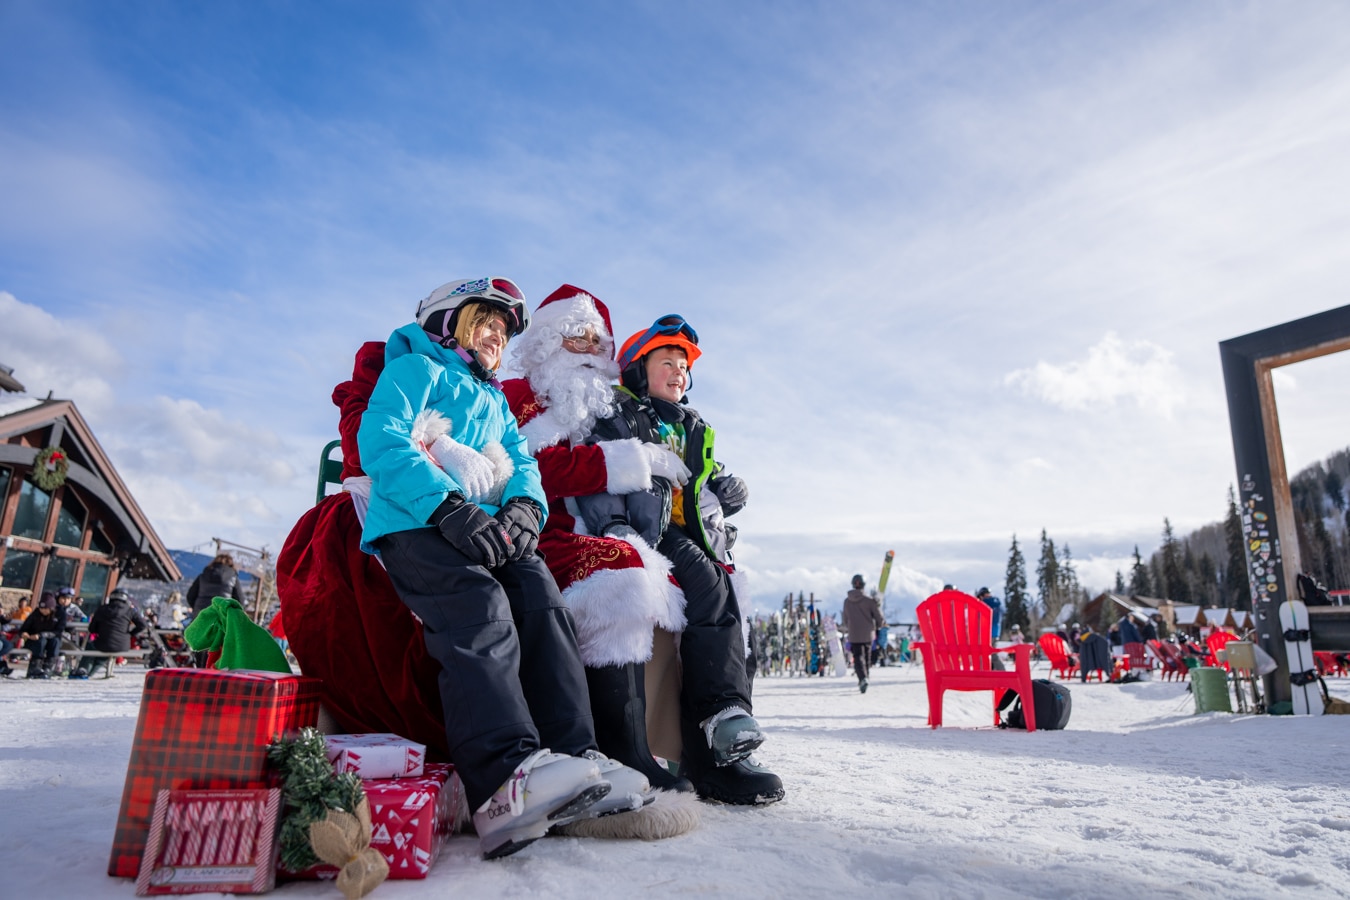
[0,394,42,418]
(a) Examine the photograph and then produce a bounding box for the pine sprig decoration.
[268,728,366,871]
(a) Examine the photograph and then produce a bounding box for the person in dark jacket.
[19,592,65,678]
[186,553,247,615]
[575,316,783,806]
[840,574,885,693]
[72,588,147,679]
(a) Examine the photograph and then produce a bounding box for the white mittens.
[643,444,691,485]
[427,434,496,500]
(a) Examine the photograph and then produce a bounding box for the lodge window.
[1,549,38,591]
[46,554,78,593]
[0,466,10,509]
[13,479,52,540]
[81,562,111,615]
[90,526,113,555]
[54,489,87,547]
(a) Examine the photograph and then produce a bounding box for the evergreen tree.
[1150,554,1166,601]
[1198,551,1218,607]
[1224,486,1252,611]
[1036,530,1061,626]
[1004,535,1031,634]
[1129,545,1151,596]
[1052,544,1079,627]
[1114,570,1126,593]
[1161,519,1191,604]
[1327,467,1345,512]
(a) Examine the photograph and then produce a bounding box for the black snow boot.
[585,663,694,793]
[679,707,783,805]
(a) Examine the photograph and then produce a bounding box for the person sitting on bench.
[71,588,147,679]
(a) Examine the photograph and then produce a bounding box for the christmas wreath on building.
[30,446,69,492]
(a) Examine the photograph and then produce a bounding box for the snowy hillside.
[3,662,1349,899]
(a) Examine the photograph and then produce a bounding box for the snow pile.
[2,662,1349,898]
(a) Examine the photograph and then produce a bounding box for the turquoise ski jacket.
[357,322,547,553]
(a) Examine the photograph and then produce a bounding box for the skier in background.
[975,587,1003,641]
[841,574,884,693]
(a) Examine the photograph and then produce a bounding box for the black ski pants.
[851,643,870,683]
[657,525,751,732]
[377,527,597,810]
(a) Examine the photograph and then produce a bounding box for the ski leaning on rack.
[1278,598,1324,716]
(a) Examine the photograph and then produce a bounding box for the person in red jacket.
[501,285,691,793]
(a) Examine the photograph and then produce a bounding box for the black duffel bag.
[998,679,1072,730]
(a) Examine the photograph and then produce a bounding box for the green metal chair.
[315,439,343,504]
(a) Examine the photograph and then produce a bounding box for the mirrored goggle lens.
[653,314,698,344]
[490,278,525,301]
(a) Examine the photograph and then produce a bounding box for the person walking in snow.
[357,276,653,859]
[572,314,784,806]
[841,574,884,693]
[502,286,693,796]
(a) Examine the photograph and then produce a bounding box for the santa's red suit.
[501,285,684,668]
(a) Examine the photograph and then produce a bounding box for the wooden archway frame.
[1220,304,1350,705]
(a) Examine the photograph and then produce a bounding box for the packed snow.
[3,660,1349,899]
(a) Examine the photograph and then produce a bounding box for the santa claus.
[501,285,693,793]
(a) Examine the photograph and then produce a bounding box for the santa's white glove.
[427,435,496,500]
[643,444,690,486]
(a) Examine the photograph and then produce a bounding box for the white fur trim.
[563,567,661,666]
[730,568,752,658]
[553,788,701,840]
[411,409,452,446]
[621,534,686,633]
[532,292,607,337]
[600,438,652,495]
[480,441,514,506]
[519,407,572,451]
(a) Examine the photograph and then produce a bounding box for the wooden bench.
[70,648,152,678]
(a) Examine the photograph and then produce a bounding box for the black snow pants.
[657,525,751,772]
[851,643,870,683]
[377,527,597,810]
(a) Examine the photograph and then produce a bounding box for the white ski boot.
[472,749,611,859]
[575,750,656,817]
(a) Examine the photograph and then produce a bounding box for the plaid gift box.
[284,763,463,881]
[324,733,426,779]
[109,668,320,878]
[135,788,281,895]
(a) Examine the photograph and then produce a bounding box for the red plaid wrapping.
[109,668,320,878]
[283,763,463,881]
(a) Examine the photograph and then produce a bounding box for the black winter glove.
[431,494,511,568]
[710,474,748,516]
[495,497,543,561]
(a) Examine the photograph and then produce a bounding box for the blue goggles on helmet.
[616,314,699,371]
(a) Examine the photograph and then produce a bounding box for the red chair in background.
[1314,651,1346,677]
[1147,639,1188,681]
[1205,631,1239,671]
[913,590,1038,731]
[1038,633,1079,680]
[1120,641,1153,679]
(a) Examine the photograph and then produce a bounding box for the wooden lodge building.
[0,394,179,617]
[1082,591,1254,638]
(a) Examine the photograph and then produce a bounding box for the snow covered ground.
[3,660,1349,899]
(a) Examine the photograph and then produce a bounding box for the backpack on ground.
[998,679,1072,730]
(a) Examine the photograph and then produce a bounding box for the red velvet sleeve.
[535,443,612,501]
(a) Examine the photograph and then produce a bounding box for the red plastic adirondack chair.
[1205,631,1239,671]
[1147,639,1187,681]
[913,590,1037,731]
[1038,633,1079,680]
[1121,641,1152,678]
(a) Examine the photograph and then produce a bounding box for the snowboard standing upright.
[1278,598,1324,716]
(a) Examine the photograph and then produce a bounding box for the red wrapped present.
[109,668,320,878]
[325,733,426,779]
[135,788,282,895]
[285,763,463,881]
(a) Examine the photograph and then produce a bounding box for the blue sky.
[3,1,1350,617]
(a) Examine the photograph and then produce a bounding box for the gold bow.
[308,797,389,900]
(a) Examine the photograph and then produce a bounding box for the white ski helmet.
[416,276,531,341]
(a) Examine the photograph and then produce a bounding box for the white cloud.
[1003,332,1185,418]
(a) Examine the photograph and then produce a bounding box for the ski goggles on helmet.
[416,276,531,338]
[617,314,701,371]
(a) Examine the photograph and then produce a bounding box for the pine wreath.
[30,446,69,492]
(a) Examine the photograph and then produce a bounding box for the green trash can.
[1192,666,1232,714]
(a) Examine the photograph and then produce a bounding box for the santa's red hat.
[534,285,615,356]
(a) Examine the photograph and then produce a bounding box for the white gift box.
[323,733,426,779]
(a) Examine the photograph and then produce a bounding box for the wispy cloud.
[1003,332,1185,417]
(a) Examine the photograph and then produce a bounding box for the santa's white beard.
[526,351,620,444]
